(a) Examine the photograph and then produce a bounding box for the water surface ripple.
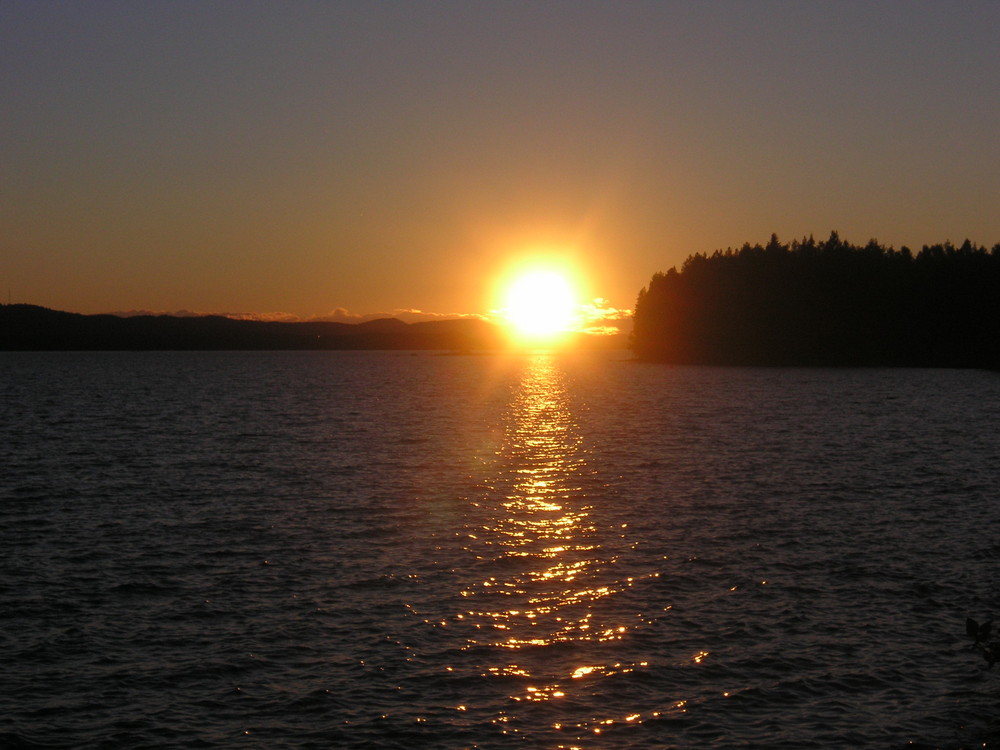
[2,351,1000,749]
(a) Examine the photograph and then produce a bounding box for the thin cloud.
[107,309,301,322]
[579,299,633,335]
[105,306,621,331]
[222,311,302,322]
[308,308,486,324]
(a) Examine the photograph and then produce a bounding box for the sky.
[3,1,999,323]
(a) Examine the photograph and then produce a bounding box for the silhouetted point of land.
[632,232,1000,368]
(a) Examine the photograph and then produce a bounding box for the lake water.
[2,351,1000,749]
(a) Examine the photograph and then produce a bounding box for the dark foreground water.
[3,351,1000,749]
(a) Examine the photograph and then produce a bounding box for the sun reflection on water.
[437,353,663,741]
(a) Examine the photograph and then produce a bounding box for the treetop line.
[631,232,1000,368]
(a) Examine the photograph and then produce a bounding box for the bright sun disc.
[503,269,578,341]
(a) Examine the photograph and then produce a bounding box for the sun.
[501,269,580,343]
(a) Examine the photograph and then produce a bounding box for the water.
[2,351,1000,749]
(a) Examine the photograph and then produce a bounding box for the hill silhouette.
[632,232,1000,367]
[0,305,506,351]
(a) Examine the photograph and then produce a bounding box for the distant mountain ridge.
[0,304,506,351]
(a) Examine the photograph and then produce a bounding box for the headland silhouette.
[632,232,1000,368]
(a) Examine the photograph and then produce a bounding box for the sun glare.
[502,269,579,343]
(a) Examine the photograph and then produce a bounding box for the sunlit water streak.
[426,354,662,745]
[2,351,1000,749]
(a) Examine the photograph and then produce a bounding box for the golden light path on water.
[433,353,668,744]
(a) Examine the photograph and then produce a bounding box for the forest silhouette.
[632,232,1000,367]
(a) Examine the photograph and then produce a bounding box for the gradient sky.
[3,1,998,321]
